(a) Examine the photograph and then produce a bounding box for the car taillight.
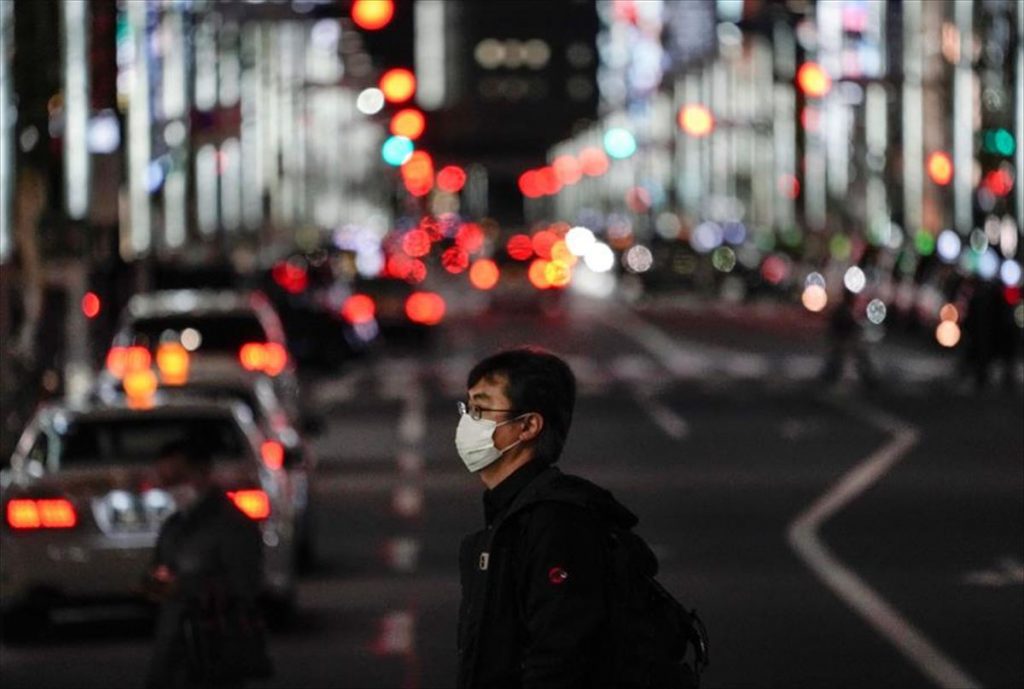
[238,343,288,377]
[106,345,152,380]
[405,292,446,325]
[227,490,271,520]
[260,440,285,470]
[6,498,78,530]
[342,295,376,325]
[156,342,190,385]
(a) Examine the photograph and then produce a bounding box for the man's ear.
[520,412,544,443]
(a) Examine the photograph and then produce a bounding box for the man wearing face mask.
[145,440,267,689]
[456,347,640,689]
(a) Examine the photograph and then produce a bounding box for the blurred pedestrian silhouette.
[145,440,271,689]
[819,288,879,388]
[962,277,1020,391]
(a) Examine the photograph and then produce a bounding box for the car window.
[130,314,268,352]
[57,415,251,467]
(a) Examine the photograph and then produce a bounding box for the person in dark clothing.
[819,287,878,387]
[145,440,266,689]
[455,347,639,689]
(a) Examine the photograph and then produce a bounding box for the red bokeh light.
[401,229,432,258]
[984,169,1014,197]
[531,230,558,260]
[442,247,470,274]
[518,170,542,198]
[342,294,376,324]
[436,165,467,193]
[578,147,609,176]
[82,291,101,319]
[405,292,446,325]
[507,234,534,261]
[455,223,485,253]
[553,155,582,185]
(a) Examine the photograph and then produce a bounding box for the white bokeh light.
[866,299,887,324]
[583,242,615,273]
[1000,259,1022,287]
[936,230,961,263]
[565,226,596,257]
[843,266,866,293]
[623,245,653,273]
[978,249,999,280]
[356,88,385,115]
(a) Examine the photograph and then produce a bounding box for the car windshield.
[57,415,251,467]
[131,314,268,352]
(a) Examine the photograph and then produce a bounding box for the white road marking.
[962,557,1024,588]
[788,398,983,689]
[633,387,690,440]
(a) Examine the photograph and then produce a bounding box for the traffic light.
[926,151,953,186]
[983,128,1015,156]
[351,0,395,31]
[379,68,416,104]
[796,62,831,98]
[678,104,714,137]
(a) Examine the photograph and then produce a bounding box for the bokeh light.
[1000,259,1022,287]
[469,259,500,290]
[939,303,959,323]
[566,226,596,256]
[351,0,394,31]
[584,242,615,273]
[603,128,637,159]
[866,299,887,325]
[507,234,534,260]
[801,285,828,312]
[936,230,962,263]
[936,320,961,347]
[843,266,866,293]
[624,245,653,273]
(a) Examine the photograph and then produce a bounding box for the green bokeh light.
[914,230,936,256]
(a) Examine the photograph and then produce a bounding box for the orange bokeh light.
[379,68,416,103]
[531,230,558,260]
[528,259,552,289]
[469,259,500,290]
[351,0,394,31]
[405,292,446,325]
[390,108,425,140]
[797,62,831,98]
[678,104,714,137]
[927,151,953,186]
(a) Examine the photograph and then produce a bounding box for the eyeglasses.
[457,401,520,421]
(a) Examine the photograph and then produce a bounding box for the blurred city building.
[0,0,1021,455]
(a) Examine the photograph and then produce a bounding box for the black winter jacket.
[457,462,638,689]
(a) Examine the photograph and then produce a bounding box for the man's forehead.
[468,372,509,399]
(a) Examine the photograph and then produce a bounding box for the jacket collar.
[483,459,548,526]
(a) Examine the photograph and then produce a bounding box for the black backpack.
[603,521,709,689]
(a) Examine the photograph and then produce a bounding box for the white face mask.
[455,413,523,473]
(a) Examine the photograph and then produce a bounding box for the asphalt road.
[2,296,1021,688]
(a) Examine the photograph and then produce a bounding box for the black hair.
[156,438,213,472]
[467,346,576,464]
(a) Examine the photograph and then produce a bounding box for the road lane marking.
[788,399,983,689]
[633,387,690,440]
[962,557,1024,588]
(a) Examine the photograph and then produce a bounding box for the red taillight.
[227,490,271,520]
[260,440,285,470]
[239,342,288,376]
[342,294,376,325]
[6,498,78,530]
[405,292,446,326]
[108,345,153,380]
